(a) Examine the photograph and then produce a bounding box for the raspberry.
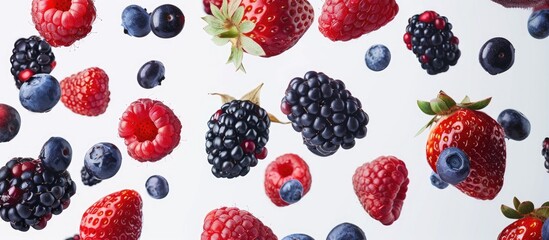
[31,0,96,47]
[60,67,110,116]
[264,153,312,207]
[318,0,399,41]
[10,36,56,89]
[0,157,76,231]
[281,71,369,157]
[403,11,461,75]
[205,100,270,178]
[201,206,277,240]
[352,156,409,225]
[118,98,182,162]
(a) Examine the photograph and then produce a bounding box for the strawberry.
[352,155,409,225]
[202,0,314,71]
[31,0,96,47]
[60,67,110,116]
[417,91,506,200]
[318,0,399,41]
[201,206,277,240]
[497,197,549,240]
[79,189,143,240]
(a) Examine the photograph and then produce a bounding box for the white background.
[1,0,549,239]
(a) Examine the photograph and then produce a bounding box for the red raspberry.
[118,98,182,162]
[318,0,399,41]
[31,0,96,47]
[352,156,409,225]
[201,207,277,240]
[264,153,312,207]
[60,67,110,116]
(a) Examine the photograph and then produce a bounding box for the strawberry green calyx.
[416,90,492,136]
[202,0,266,73]
[501,197,549,222]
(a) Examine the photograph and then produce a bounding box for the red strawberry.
[264,153,312,207]
[201,206,277,240]
[499,217,543,240]
[118,98,182,162]
[418,91,506,200]
[318,0,399,41]
[352,155,409,225]
[60,67,110,116]
[80,189,143,240]
[31,0,96,47]
[202,0,314,71]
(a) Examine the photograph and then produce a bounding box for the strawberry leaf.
[415,116,437,137]
[204,25,227,36]
[460,97,491,110]
[233,47,244,72]
[417,100,436,115]
[534,207,549,220]
[212,36,230,46]
[460,95,471,104]
[513,197,521,210]
[430,98,449,114]
[518,201,535,215]
[240,83,263,105]
[241,35,265,56]
[220,0,229,17]
[228,0,241,17]
[231,6,245,25]
[501,204,523,219]
[211,1,225,20]
[210,93,236,104]
[438,92,457,109]
[240,21,255,34]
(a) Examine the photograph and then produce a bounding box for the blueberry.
[84,143,122,180]
[528,10,549,39]
[121,5,151,37]
[497,109,531,141]
[19,74,61,113]
[479,37,515,75]
[150,4,185,38]
[145,175,169,199]
[0,104,20,143]
[39,137,72,173]
[282,233,315,240]
[542,218,549,240]
[326,222,367,240]
[436,147,470,185]
[365,44,391,71]
[430,172,448,189]
[137,60,165,89]
[279,179,303,204]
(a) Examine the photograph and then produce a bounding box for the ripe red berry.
[60,67,110,116]
[201,207,277,240]
[264,153,312,207]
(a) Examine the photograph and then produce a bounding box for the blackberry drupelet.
[205,100,270,178]
[543,138,549,172]
[403,11,460,75]
[80,166,101,187]
[10,36,56,89]
[0,157,76,231]
[281,71,369,157]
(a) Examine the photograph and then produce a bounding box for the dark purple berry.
[137,60,165,89]
[19,74,61,113]
[0,104,21,143]
[497,109,530,141]
[150,4,185,38]
[39,137,72,173]
[479,37,515,75]
[84,143,122,180]
[145,175,169,199]
[121,5,151,37]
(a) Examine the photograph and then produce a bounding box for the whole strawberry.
[80,189,143,240]
[31,0,96,47]
[60,67,110,116]
[202,0,314,71]
[417,91,506,200]
[497,197,549,240]
[352,156,409,225]
[201,206,277,240]
[318,0,399,41]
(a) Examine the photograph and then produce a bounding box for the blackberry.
[281,71,369,157]
[543,137,549,172]
[403,11,461,75]
[10,36,56,89]
[65,234,80,240]
[80,166,101,187]
[205,100,270,178]
[0,157,76,231]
